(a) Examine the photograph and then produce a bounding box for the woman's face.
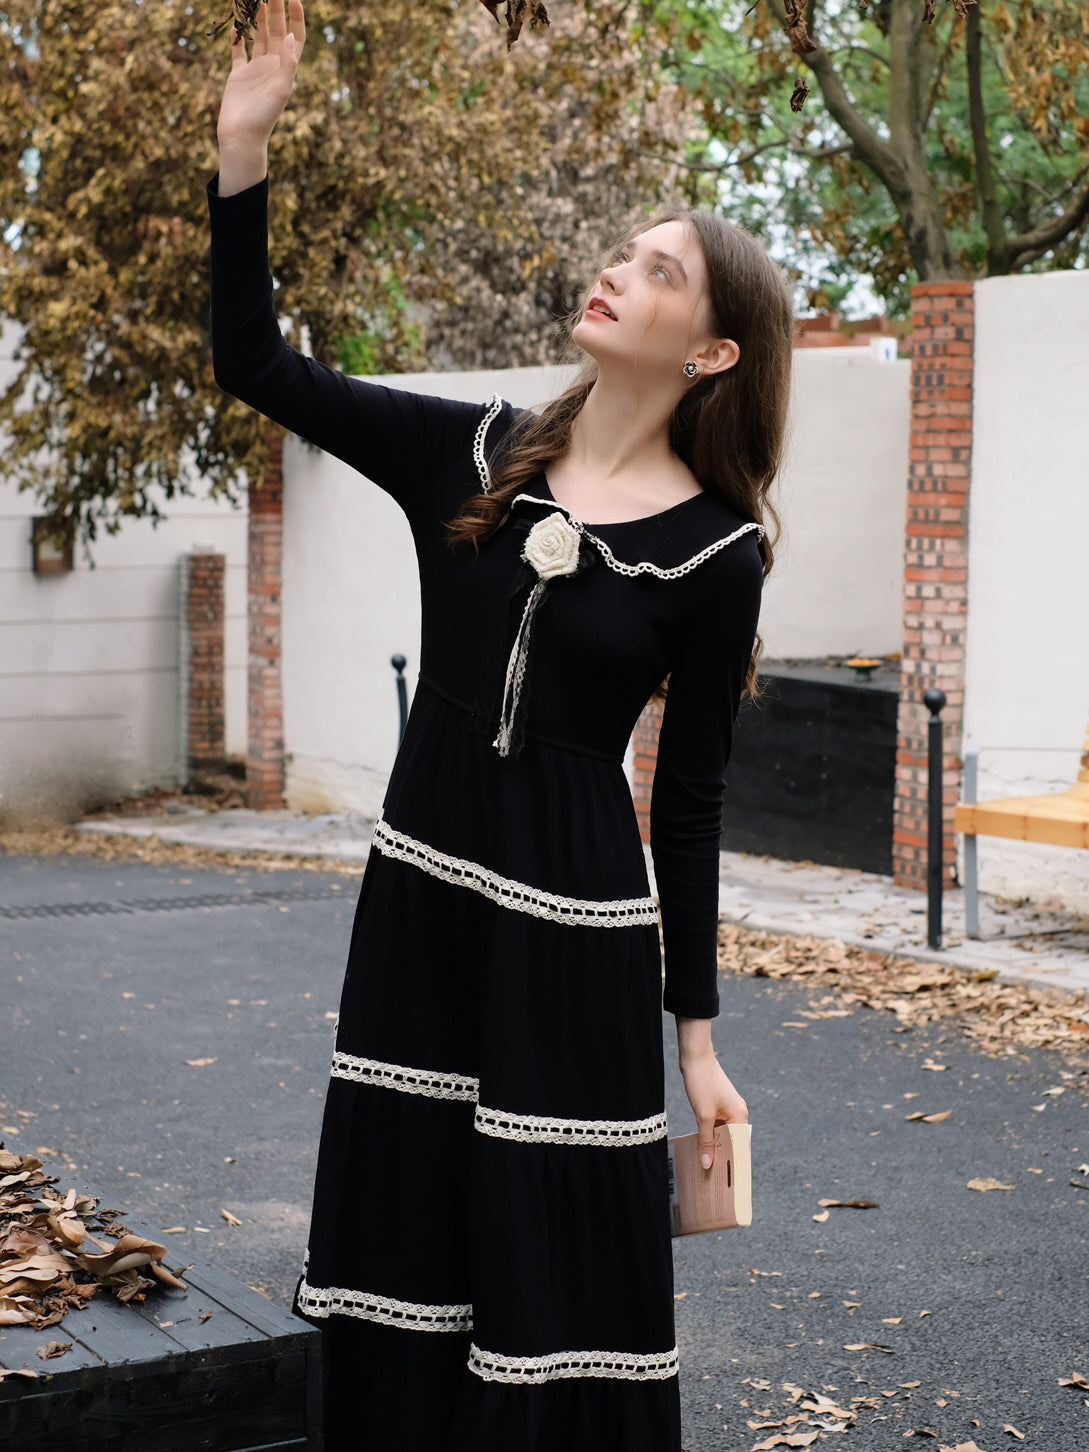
[572,220,724,377]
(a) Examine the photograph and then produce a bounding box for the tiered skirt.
[296,677,682,1450]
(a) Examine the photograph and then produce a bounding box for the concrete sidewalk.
[76,805,1089,997]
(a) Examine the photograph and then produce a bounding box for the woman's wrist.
[675,1014,715,1065]
[217,139,270,197]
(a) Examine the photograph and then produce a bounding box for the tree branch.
[632,138,790,174]
[756,103,857,162]
[1006,176,1089,271]
[923,17,958,129]
[631,133,853,176]
[965,4,1006,265]
[822,43,892,71]
[762,0,907,198]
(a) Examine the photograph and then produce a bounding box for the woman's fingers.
[228,0,304,73]
[698,1127,718,1171]
[289,0,306,53]
[229,23,248,68]
[251,0,270,59]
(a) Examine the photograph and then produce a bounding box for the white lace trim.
[475,1103,668,1147]
[473,393,504,493]
[331,1050,478,1101]
[297,1277,473,1332]
[468,1343,679,1383]
[372,815,658,927]
[492,576,547,758]
[511,493,764,579]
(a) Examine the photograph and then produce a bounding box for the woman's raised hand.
[217,0,306,195]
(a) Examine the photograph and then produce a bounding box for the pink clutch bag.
[666,1123,752,1236]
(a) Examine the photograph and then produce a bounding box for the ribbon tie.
[493,511,584,758]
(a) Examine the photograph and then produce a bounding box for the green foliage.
[654,0,1089,313]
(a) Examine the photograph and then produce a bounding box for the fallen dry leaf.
[717,921,1089,1066]
[1003,1427,1025,1441]
[905,1110,951,1123]
[843,1342,894,1353]
[1059,1372,1088,1388]
[967,1177,1015,1193]
[199,1309,214,1322]
[939,1443,989,1452]
[908,1433,938,1441]
[220,1209,242,1227]
[922,1060,948,1071]
[750,1434,820,1450]
[184,1058,217,1068]
[0,1367,39,1381]
[881,1317,902,1324]
[36,1340,70,1360]
[76,1233,167,1278]
[817,1198,879,1209]
[812,1210,830,1223]
[161,1227,186,1234]
[0,1148,186,1328]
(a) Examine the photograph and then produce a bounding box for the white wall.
[0,327,248,823]
[281,366,573,816]
[962,268,1089,912]
[760,346,910,659]
[281,353,909,815]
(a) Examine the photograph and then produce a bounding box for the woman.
[210,4,793,1446]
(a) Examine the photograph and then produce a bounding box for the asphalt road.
[2,852,1087,1451]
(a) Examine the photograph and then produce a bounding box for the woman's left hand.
[679,1050,748,1170]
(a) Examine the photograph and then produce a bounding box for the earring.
[682,361,699,378]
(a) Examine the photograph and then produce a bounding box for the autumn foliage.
[0,0,696,537]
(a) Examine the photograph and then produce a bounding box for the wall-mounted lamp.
[31,518,74,576]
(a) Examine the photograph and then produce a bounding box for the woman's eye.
[610,251,668,279]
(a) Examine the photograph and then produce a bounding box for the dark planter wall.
[721,662,900,876]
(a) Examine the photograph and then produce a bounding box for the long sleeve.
[651,534,764,1019]
[207,175,490,517]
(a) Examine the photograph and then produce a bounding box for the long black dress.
[209,177,764,1452]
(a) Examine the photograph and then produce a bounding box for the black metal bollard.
[923,687,947,950]
[391,654,408,747]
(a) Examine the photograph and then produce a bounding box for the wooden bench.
[953,712,1089,938]
[0,1144,321,1451]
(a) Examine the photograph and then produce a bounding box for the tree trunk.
[883,0,967,279]
[765,0,968,281]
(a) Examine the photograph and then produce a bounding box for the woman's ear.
[697,337,740,377]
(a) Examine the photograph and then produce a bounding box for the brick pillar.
[893,281,975,889]
[631,698,663,844]
[186,548,226,770]
[247,431,286,810]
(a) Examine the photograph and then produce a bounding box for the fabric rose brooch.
[521,511,582,580]
[493,510,586,757]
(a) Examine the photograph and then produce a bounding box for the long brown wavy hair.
[447,208,794,700]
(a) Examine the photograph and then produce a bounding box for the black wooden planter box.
[0,1150,321,1452]
[721,661,900,876]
